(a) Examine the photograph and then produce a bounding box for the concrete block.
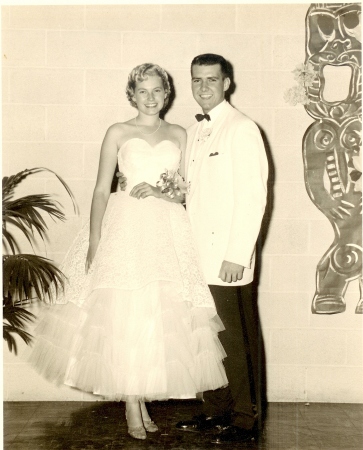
[270,328,303,365]
[3,143,84,178]
[267,364,306,402]
[298,329,347,365]
[2,30,45,67]
[3,104,45,142]
[264,219,309,255]
[84,143,101,179]
[3,68,9,102]
[10,69,83,104]
[122,33,198,70]
[346,329,363,366]
[161,4,236,32]
[9,5,84,29]
[271,145,304,183]
[47,105,84,142]
[268,255,300,292]
[274,108,314,147]
[236,3,307,36]
[2,5,10,29]
[308,219,336,255]
[85,69,129,105]
[82,104,123,143]
[197,34,273,71]
[258,292,310,330]
[273,182,306,219]
[86,4,160,31]
[306,366,363,402]
[273,35,306,71]
[47,30,121,68]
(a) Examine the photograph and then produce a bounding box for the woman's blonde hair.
[126,63,171,109]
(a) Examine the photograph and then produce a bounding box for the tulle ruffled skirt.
[27,193,228,401]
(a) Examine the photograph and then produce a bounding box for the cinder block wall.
[3,4,362,402]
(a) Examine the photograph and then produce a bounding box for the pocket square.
[209,152,219,157]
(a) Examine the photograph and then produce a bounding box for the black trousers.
[202,283,266,430]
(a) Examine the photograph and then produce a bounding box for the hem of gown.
[26,286,228,400]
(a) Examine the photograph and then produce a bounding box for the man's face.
[191,64,230,114]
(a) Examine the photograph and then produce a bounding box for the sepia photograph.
[2,1,362,449]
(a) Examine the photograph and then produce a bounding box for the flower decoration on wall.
[284,63,318,106]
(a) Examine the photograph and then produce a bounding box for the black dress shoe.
[176,414,230,433]
[210,425,258,444]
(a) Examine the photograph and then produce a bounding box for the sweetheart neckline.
[119,137,180,152]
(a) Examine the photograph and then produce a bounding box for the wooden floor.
[3,400,363,449]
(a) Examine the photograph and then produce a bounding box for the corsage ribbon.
[156,170,190,199]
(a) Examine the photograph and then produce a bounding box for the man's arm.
[219,119,268,279]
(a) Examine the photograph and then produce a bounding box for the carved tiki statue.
[303,3,362,314]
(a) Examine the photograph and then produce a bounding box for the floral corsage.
[156,170,190,199]
[198,127,212,143]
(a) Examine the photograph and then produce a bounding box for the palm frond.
[3,301,35,354]
[2,169,38,198]
[3,167,78,250]
[3,168,78,214]
[3,254,65,304]
[3,194,66,249]
[2,227,19,254]
[2,167,77,352]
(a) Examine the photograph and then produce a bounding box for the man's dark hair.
[191,53,230,79]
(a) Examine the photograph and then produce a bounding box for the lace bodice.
[118,138,181,193]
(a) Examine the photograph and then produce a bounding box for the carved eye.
[341,120,362,152]
[342,12,359,29]
[342,11,361,42]
[314,128,335,151]
[317,14,335,40]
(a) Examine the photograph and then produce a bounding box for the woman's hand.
[129,182,161,200]
[85,239,100,273]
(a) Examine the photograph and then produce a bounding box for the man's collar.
[205,100,227,123]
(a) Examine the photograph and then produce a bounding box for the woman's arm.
[86,125,119,272]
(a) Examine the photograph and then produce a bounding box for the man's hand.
[116,171,127,191]
[218,260,244,283]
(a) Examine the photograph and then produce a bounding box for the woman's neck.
[136,113,160,127]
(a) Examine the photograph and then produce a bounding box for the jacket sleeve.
[224,118,268,268]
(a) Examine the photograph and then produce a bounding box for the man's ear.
[223,77,231,92]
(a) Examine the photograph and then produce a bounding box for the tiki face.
[307,4,361,62]
[305,4,361,119]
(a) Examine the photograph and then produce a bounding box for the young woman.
[28,63,227,440]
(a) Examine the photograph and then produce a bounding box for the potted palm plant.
[3,167,77,354]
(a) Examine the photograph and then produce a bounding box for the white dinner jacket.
[185,101,268,286]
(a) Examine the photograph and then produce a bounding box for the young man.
[176,53,268,444]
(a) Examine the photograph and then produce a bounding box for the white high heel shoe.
[140,401,159,432]
[143,418,159,433]
[125,409,147,440]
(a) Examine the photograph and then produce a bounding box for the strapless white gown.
[28,138,228,402]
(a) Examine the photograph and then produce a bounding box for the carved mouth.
[322,64,352,102]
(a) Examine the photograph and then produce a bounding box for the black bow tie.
[195,113,211,122]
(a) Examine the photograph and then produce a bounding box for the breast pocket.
[206,151,226,169]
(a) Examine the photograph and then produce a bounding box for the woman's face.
[132,75,166,115]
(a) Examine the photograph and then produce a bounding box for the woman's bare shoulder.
[105,120,135,144]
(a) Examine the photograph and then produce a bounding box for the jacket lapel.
[187,102,232,203]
